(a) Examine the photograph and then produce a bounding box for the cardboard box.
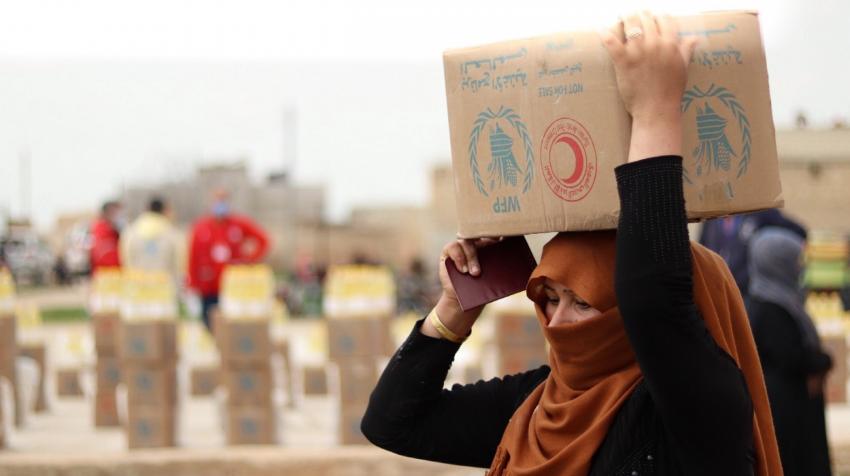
[498,347,549,376]
[18,343,48,413]
[338,401,369,445]
[0,316,16,387]
[336,359,378,404]
[96,357,122,390]
[303,365,329,396]
[56,368,83,397]
[190,366,220,397]
[226,404,277,445]
[444,11,781,237]
[216,320,272,365]
[94,388,120,427]
[222,365,272,405]
[124,365,177,407]
[494,313,545,348]
[119,321,178,364]
[823,336,847,404]
[126,404,176,449]
[92,313,121,356]
[326,317,393,361]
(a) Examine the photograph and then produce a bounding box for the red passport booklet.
[446,236,538,311]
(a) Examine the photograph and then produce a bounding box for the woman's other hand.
[601,12,699,162]
[421,238,500,340]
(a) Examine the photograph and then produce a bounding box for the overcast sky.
[0,0,847,229]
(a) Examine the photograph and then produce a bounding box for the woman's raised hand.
[601,12,699,162]
[420,238,500,341]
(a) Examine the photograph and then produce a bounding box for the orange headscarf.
[487,231,781,476]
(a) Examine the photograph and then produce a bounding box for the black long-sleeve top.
[362,156,755,475]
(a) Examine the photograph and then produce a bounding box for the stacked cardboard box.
[119,270,180,449]
[0,315,16,430]
[325,312,394,445]
[121,320,178,448]
[494,311,548,376]
[0,270,19,430]
[217,317,276,445]
[90,269,124,427]
[323,265,397,445]
[217,264,278,445]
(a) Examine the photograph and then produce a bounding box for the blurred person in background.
[747,227,833,476]
[89,200,123,274]
[699,209,806,295]
[120,197,184,284]
[187,188,270,331]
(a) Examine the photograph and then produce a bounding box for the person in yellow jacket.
[120,197,184,284]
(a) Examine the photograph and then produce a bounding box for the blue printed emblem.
[468,107,535,199]
[681,84,751,198]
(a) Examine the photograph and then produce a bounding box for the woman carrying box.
[362,12,782,476]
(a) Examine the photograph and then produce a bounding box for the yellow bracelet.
[428,308,467,344]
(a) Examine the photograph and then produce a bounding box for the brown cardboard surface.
[221,365,272,406]
[338,401,370,445]
[119,321,178,364]
[444,11,781,237]
[91,313,121,356]
[95,357,122,390]
[124,364,178,407]
[226,404,277,445]
[18,342,48,413]
[498,346,549,376]
[336,359,378,405]
[302,365,329,396]
[326,317,393,361]
[217,320,272,365]
[126,404,177,449]
[56,368,83,397]
[0,316,17,386]
[94,388,120,427]
[190,366,220,397]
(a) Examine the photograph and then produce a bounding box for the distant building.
[776,128,850,234]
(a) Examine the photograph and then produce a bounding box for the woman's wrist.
[420,294,479,341]
[627,108,683,163]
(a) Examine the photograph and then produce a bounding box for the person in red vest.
[188,189,270,331]
[89,200,124,274]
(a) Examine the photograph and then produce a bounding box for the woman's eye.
[575,301,591,310]
[546,297,559,305]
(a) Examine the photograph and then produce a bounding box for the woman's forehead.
[542,278,574,294]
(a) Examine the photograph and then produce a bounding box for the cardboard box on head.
[444,11,781,237]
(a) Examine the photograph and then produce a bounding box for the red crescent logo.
[553,135,585,186]
[540,117,597,202]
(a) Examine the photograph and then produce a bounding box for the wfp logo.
[682,84,751,196]
[468,107,534,213]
